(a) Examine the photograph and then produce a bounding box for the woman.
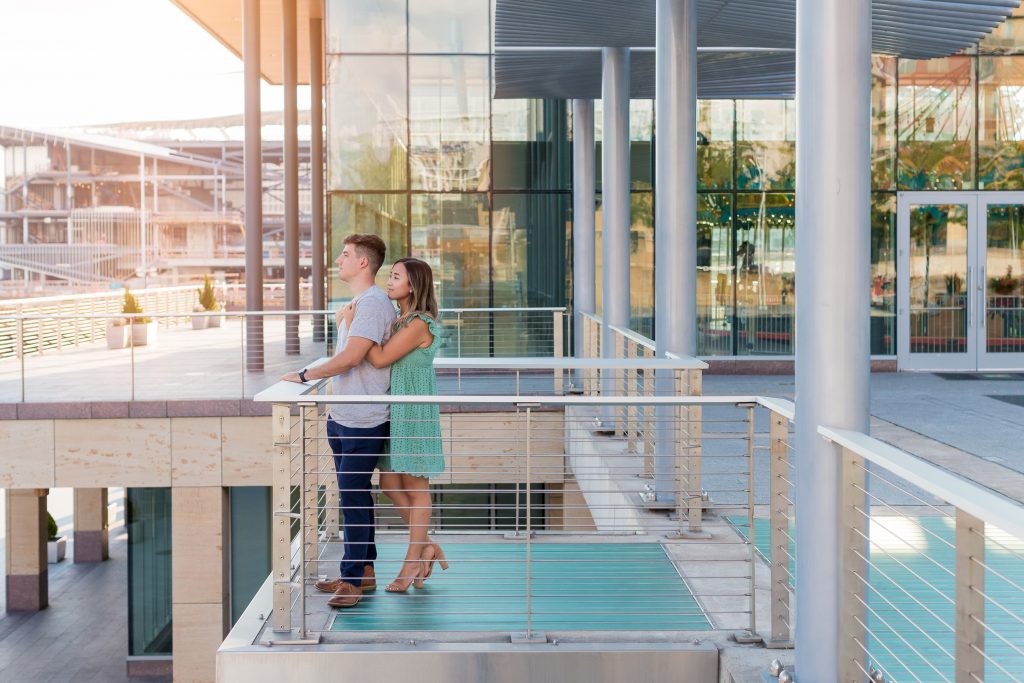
[341,257,447,593]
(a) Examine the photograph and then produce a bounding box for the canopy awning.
[494,0,1020,99]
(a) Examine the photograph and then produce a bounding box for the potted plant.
[106,316,129,349]
[989,266,1019,309]
[122,289,157,346]
[197,275,222,328]
[47,512,66,564]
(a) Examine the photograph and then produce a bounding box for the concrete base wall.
[218,644,718,683]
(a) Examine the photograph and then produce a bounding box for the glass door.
[978,194,1024,369]
[897,193,976,370]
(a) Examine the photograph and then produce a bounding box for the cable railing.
[822,426,1024,682]
[254,362,797,648]
[0,305,567,402]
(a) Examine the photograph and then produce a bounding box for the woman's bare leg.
[387,473,432,591]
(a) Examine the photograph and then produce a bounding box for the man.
[283,233,395,608]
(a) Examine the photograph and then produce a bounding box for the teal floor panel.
[734,516,1024,681]
[329,542,711,633]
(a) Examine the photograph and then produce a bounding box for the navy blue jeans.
[326,419,389,588]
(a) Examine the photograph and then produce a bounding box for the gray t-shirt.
[328,286,396,428]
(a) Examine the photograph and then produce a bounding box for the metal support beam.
[244,0,265,371]
[653,0,697,504]
[572,99,595,382]
[310,17,326,344]
[283,0,300,355]
[794,0,872,679]
[600,47,630,415]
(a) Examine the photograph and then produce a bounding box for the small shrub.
[990,266,1018,296]
[121,289,151,324]
[197,275,219,312]
[47,512,59,541]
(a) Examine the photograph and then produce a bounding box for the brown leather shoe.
[326,582,361,608]
[315,566,376,594]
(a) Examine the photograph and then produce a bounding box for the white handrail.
[820,425,1024,541]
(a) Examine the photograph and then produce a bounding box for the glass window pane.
[127,487,172,656]
[492,99,571,190]
[984,204,1024,353]
[897,57,975,190]
[698,100,734,190]
[410,56,490,191]
[492,193,570,309]
[872,56,898,191]
[735,193,795,355]
[908,204,969,353]
[697,193,734,356]
[326,0,406,54]
[229,487,272,625]
[409,0,489,53]
[736,100,795,190]
[593,99,656,190]
[327,56,408,191]
[328,193,408,299]
[979,57,1024,190]
[411,193,489,311]
[871,194,897,355]
[980,17,1024,55]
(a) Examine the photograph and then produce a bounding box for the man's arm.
[281,336,375,383]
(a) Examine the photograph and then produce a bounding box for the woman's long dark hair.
[394,257,439,322]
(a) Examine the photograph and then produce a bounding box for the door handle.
[979,266,986,329]
[967,266,973,329]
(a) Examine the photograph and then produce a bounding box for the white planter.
[207,313,222,328]
[131,321,158,346]
[191,314,209,330]
[106,324,129,349]
[48,536,66,564]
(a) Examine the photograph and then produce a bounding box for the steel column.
[283,0,300,355]
[794,0,872,679]
[243,0,265,371]
[600,48,630,413]
[654,0,697,503]
[310,17,326,344]
[572,99,596,372]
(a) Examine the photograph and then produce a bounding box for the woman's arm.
[365,318,431,368]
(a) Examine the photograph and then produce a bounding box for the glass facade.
[325,2,1024,359]
[127,487,172,657]
[229,487,272,625]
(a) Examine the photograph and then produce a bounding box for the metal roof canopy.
[493,0,1020,99]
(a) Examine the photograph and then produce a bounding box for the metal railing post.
[686,369,703,533]
[302,404,320,593]
[746,405,757,638]
[17,315,25,402]
[626,340,638,453]
[642,364,654,479]
[955,508,985,682]
[768,410,792,646]
[272,403,293,633]
[614,334,625,435]
[553,310,563,394]
[838,445,867,681]
[526,406,533,638]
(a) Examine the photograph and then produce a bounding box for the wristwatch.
[298,368,309,383]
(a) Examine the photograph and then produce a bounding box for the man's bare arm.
[281,336,375,383]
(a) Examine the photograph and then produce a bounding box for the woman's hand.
[336,302,355,330]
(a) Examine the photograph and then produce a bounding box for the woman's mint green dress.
[385,313,444,478]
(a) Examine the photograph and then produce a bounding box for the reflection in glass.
[985,204,1024,353]
[872,56,897,191]
[735,194,795,355]
[593,99,656,190]
[409,0,489,53]
[979,16,1024,55]
[492,99,571,190]
[327,56,407,191]
[410,56,490,191]
[898,58,975,190]
[630,193,655,338]
[325,0,406,54]
[979,57,1024,190]
[127,487,172,656]
[411,193,489,309]
[328,193,408,299]
[229,487,271,625]
[908,204,969,353]
[698,100,734,190]
[697,194,734,355]
[871,194,897,355]
[736,100,795,190]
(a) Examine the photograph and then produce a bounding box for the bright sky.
[0,0,309,129]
